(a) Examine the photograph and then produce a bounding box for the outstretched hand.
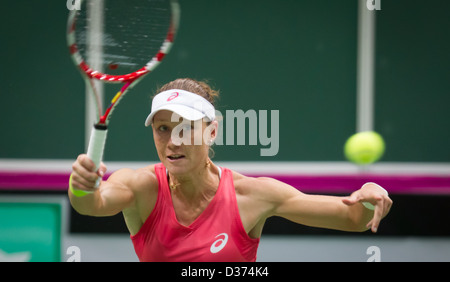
[342,182,393,233]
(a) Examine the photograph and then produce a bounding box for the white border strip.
[0,159,449,176]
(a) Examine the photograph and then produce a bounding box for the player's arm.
[260,178,392,233]
[68,154,135,217]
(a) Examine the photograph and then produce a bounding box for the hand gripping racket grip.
[86,124,108,188]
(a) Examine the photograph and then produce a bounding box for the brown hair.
[156,78,219,107]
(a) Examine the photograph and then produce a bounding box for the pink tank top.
[130,163,260,262]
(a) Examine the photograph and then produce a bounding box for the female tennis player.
[69,78,393,262]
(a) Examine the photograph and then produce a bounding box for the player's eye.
[158,125,169,132]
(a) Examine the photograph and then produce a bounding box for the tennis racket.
[67,0,179,184]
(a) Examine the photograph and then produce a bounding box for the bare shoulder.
[233,170,271,193]
[107,164,159,195]
[232,170,297,198]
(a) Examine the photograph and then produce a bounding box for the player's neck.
[168,161,220,203]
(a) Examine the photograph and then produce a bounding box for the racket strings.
[74,0,172,76]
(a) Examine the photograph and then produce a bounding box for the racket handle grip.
[86,124,108,187]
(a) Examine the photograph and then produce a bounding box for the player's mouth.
[167,154,185,161]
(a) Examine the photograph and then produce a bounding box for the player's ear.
[210,120,219,140]
[203,120,218,145]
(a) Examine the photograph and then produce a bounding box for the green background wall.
[1,0,448,162]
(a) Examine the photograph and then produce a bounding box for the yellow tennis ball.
[344,131,385,164]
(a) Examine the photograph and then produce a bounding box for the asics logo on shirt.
[210,233,228,254]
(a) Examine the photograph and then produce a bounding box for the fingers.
[342,191,362,206]
[98,162,107,177]
[366,194,393,233]
[367,203,383,233]
[76,154,96,171]
[342,196,358,206]
[343,184,393,233]
[71,154,107,191]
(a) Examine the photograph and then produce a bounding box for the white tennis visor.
[144,89,216,127]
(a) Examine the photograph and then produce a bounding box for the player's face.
[152,110,215,175]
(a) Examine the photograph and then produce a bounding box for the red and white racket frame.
[66,0,180,180]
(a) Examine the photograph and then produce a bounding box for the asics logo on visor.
[167,92,179,101]
[144,89,216,126]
